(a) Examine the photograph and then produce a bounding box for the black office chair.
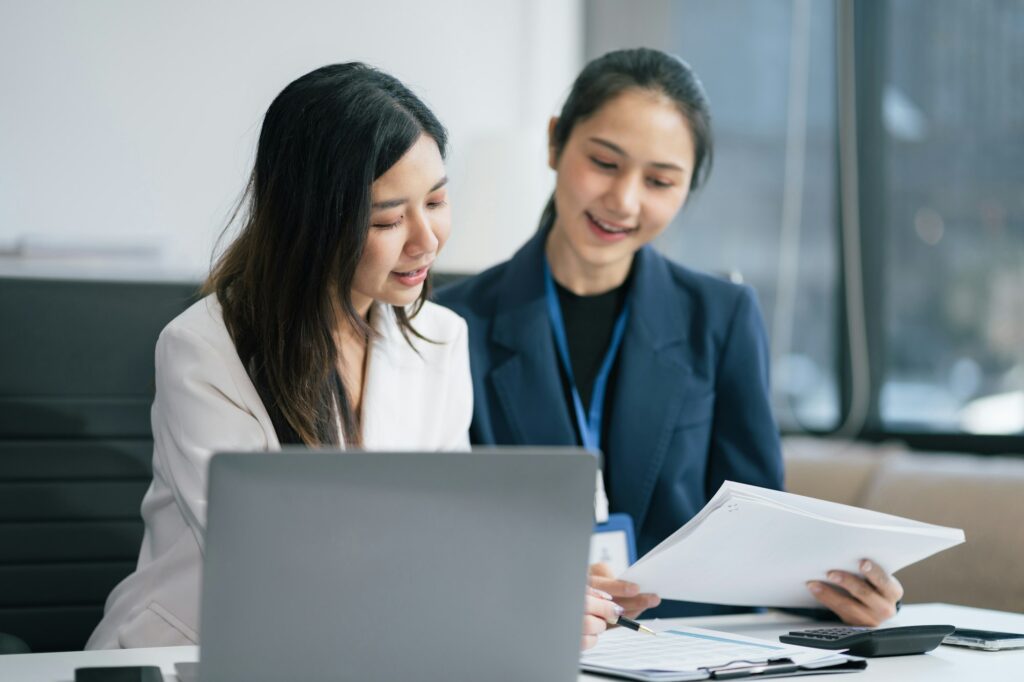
[0,276,197,652]
[0,270,469,652]
[0,632,30,654]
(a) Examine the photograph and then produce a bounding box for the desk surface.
[2,603,1022,681]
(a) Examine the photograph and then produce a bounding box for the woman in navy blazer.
[437,49,903,635]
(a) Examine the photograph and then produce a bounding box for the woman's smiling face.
[547,88,696,287]
[350,134,450,315]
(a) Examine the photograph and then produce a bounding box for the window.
[871,0,1024,435]
[587,0,1024,449]
[587,0,840,430]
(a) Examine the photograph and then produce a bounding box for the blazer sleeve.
[443,316,473,451]
[705,286,785,496]
[150,323,270,537]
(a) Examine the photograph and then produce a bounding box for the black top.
[553,280,629,411]
[553,277,630,485]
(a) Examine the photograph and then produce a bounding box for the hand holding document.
[621,482,965,609]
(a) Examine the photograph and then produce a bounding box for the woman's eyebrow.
[589,137,686,173]
[372,176,449,210]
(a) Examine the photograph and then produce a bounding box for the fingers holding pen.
[582,586,623,650]
[588,563,661,619]
[587,586,624,624]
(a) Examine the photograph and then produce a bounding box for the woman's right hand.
[588,562,661,619]
[582,586,623,650]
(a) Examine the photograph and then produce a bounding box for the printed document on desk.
[621,481,965,608]
[581,622,865,681]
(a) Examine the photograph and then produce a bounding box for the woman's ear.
[547,116,559,170]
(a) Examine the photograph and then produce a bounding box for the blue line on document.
[665,630,785,650]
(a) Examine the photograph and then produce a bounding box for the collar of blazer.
[488,229,696,531]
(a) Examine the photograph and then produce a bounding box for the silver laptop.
[197,448,597,682]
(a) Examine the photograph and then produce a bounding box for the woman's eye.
[427,199,448,210]
[590,157,617,170]
[372,217,403,230]
[647,178,673,189]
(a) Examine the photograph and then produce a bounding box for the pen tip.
[640,624,656,635]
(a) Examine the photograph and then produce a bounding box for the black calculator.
[779,624,956,657]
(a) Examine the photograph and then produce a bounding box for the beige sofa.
[783,437,1024,614]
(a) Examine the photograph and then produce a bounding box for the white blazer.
[87,295,472,650]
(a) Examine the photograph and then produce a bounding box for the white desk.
[2,603,1022,681]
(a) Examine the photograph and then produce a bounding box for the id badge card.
[590,513,636,577]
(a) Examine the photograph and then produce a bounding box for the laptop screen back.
[198,448,596,682]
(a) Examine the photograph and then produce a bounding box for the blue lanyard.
[543,261,630,453]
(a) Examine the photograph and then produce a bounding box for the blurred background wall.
[0,0,583,277]
[1,0,1022,443]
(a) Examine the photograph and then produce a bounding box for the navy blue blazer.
[435,229,784,617]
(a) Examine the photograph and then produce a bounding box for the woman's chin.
[377,287,424,309]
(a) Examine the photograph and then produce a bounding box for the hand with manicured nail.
[806,558,904,627]
[581,585,624,650]
[588,562,661,620]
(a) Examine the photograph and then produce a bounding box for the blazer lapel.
[606,247,692,529]
[489,231,577,446]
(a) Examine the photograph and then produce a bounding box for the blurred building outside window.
[586,0,1024,440]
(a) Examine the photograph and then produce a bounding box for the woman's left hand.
[581,586,622,650]
[807,558,904,627]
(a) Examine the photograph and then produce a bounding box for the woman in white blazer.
[86,63,473,649]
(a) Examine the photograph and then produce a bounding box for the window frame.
[818,0,1024,455]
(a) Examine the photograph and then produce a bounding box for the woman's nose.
[405,210,439,257]
[604,172,641,218]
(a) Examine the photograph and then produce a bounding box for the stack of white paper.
[621,481,965,608]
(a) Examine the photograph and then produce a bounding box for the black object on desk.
[943,627,1024,651]
[74,666,164,682]
[779,624,955,657]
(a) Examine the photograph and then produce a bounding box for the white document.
[580,621,852,681]
[621,481,965,608]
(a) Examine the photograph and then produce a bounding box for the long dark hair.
[204,63,448,447]
[540,47,713,231]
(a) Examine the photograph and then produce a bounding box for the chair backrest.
[0,275,197,652]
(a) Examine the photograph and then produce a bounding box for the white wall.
[0,0,582,279]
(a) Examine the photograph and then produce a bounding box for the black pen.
[617,614,657,636]
[588,586,657,635]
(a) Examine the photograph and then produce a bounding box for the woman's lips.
[392,265,430,286]
[586,211,638,242]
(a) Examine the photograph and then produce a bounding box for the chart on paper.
[584,625,788,670]
[580,622,850,681]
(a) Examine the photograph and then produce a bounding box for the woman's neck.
[334,296,373,349]
[334,303,371,428]
[544,226,632,295]
[350,291,373,322]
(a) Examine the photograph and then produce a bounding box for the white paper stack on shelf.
[621,481,965,608]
